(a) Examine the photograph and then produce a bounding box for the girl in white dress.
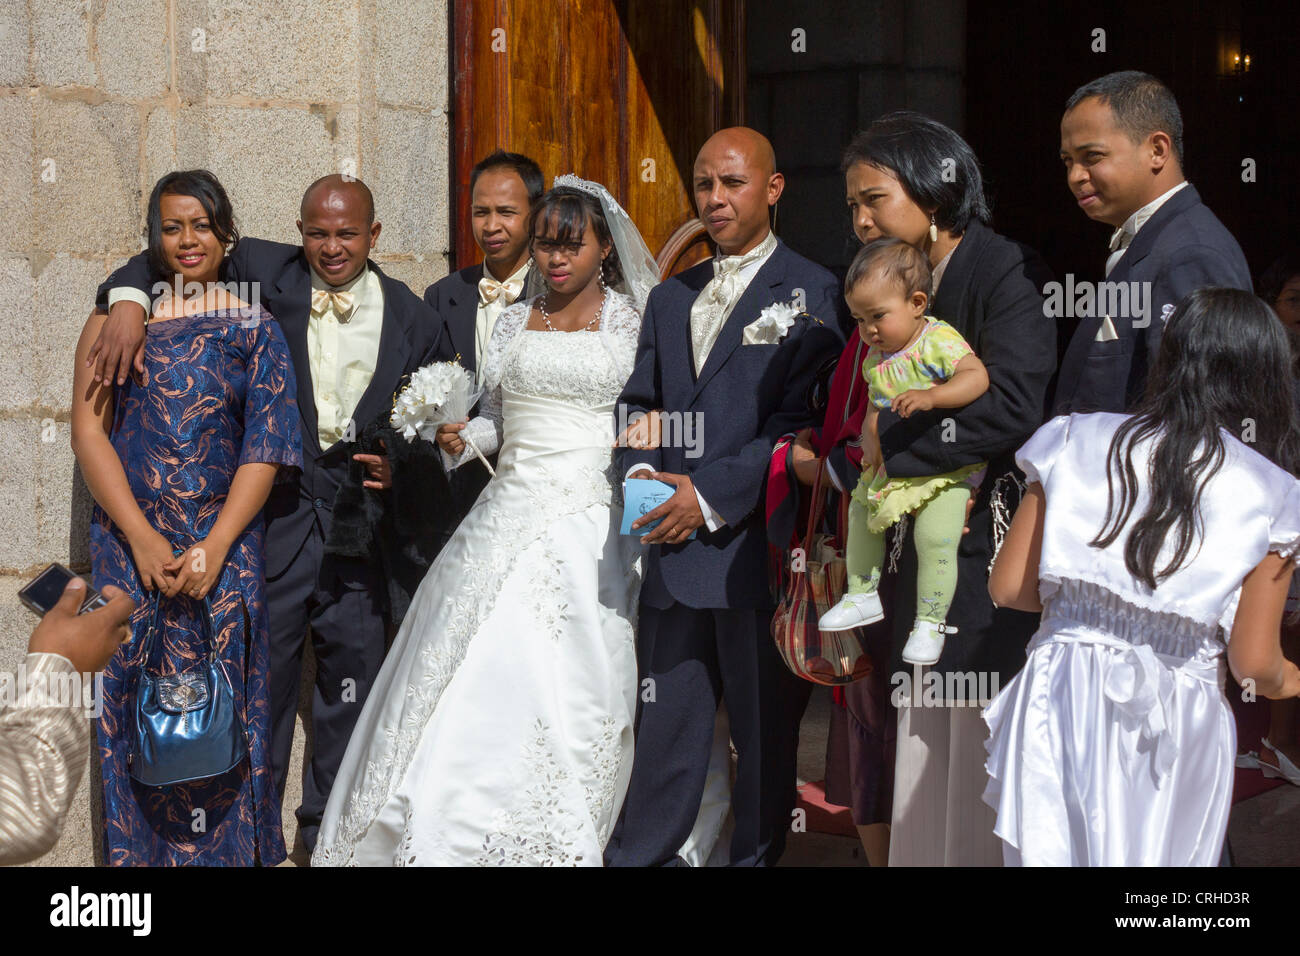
[312,177,661,866]
[984,287,1300,866]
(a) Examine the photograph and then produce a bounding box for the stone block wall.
[0,0,451,865]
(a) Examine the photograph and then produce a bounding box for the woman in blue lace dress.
[72,170,301,865]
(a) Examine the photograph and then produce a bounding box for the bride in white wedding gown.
[313,177,660,866]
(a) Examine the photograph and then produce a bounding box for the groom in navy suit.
[606,128,843,866]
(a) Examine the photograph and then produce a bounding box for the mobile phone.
[18,563,111,617]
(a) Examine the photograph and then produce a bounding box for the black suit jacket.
[617,240,844,610]
[875,219,1057,681]
[423,265,495,517]
[96,238,453,623]
[1052,184,1252,414]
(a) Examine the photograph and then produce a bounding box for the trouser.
[847,482,969,623]
[606,602,804,867]
[266,525,389,851]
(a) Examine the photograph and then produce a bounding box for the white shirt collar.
[1111,181,1189,250]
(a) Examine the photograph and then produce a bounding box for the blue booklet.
[621,478,698,539]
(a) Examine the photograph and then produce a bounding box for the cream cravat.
[690,230,778,375]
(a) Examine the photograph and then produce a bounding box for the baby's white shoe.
[901,620,957,666]
[818,591,884,631]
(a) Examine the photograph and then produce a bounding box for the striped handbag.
[771,456,873,685]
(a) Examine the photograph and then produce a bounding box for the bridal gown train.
[313,292,644,866]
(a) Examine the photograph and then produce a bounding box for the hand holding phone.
[19,564,109,616]
[26,576,135,674]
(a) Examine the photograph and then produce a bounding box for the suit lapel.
[349,263,413,439]
[1114,183,1200,277]
[653,264,710,406]
[689,245,786,403]
[445,266,482,373]
[272,257,323,458]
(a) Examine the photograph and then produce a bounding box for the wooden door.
[451,0,745,276]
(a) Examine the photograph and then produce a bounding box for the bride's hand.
[614,409,662,450]
[436,422,467,456]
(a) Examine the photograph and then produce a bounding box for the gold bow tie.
[478,276,524,305]
[311,288,356,321]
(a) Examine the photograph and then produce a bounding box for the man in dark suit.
[605,128,843,867]
[88,175,452,851]
[423,150,542,518]
[1054,70,1252,414]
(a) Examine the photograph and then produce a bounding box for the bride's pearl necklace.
[540,287,606,332]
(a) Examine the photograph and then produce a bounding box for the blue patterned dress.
[90,304,302,866]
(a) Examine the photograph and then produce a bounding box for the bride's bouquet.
[390,360,496,476]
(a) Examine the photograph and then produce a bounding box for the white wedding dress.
[313,292,644,866]
[983,412,1300,866]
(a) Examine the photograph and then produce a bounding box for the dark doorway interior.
[744,0,1298,296]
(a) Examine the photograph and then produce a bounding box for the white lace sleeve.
[597,291,644,383]
[440,299,532,472]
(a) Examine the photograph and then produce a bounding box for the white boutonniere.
[743,301,801,345]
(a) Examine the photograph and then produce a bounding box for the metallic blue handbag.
[128,590,246,787]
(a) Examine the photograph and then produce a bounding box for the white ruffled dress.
[982,412,1300,866]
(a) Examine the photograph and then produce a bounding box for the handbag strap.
[802,455,832,556]
[842,336,865,430]
[136,584,218,672]
[827,335,867,546]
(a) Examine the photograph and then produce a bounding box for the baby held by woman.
[819,238,989,665]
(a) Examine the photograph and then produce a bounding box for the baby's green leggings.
[846,482,970,624]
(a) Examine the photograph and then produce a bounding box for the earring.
[928,214,939,244]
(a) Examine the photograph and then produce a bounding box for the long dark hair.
[528,186,623,288]
[145,169,239,276]
[1090,288,1300,590]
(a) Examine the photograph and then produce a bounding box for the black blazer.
[1052,184,1252,414]
[96,239,453,622]
[423,265,494,517]
[875,219,1057,681]
[617,240,844,610]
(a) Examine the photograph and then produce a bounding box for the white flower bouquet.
[390,360,495,476]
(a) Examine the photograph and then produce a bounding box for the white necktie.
[690,232,777,374]
[1104,226,1131,278]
